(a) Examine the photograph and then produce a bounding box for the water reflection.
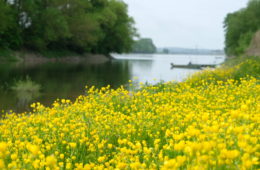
[0,54,225,112]
[0,60,131,112]
[113,54,225,83]
[11,76,41,111]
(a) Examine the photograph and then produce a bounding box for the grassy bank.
[186,56,260,86]
[0,57,259,169]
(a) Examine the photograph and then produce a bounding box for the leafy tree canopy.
[0,0,137,55]
[224,0,260,56]
[132,38,157,54]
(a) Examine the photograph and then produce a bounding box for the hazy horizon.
[123,0,249,49]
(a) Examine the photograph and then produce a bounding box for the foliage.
[223,56,259,67]
[93,1,137,54]
[0,0,136,55]
[186,57,260,86]
[0,0,22,50]
[224,0,260,56]
[0,0,12,34]
[0,48,18,61]
[132,38,157,54]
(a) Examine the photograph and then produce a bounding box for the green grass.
[185,56,260,86]
[223,56,260,67]
[222,56,260,80]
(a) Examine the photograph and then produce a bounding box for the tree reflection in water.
[11,76,41,111]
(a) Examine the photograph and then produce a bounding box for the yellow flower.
[10,153,18,160]
[0,73,259,169]
[0,142,7,153]
[69,142,77,148]
[27,144,40,156]
[117,162,127,169]
[59,154,64,159]
[0,159,5,169]
[241,104,248,111]
[66,162,72,169]
[108,144,113,149]
[162,159,177,170]
[97,156,106,163]
[46,155,57,167]
[32,159,40,169]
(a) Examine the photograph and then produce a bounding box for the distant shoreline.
[0,50,111,65]
[157,47,225,55]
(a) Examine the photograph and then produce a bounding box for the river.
[0,54,225,112]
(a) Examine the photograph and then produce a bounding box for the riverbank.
[186,56,260,85]
[0,50,111,65]
[0,56,259,169]
[1,54,221,113]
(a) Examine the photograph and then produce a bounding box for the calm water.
[0,54,225,112]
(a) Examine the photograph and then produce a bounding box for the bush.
[186,57,260,86]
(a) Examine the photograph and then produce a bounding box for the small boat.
[171,63,216,69]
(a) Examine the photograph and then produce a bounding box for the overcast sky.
[122,0,249,49]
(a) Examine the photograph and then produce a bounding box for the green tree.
[0,0,22,49]
[93,0,137,54]
[0,1,12,33]
[224,0,260,56]
[19,0,70,50]
[0,0,137,55]
[63,0,101,53]
[132,38,156,54]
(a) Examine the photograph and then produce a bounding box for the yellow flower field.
[0,76,259,169]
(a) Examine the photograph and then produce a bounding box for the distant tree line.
[0,0,137,55]
[224,0,260,56]
[132,38,156,54]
